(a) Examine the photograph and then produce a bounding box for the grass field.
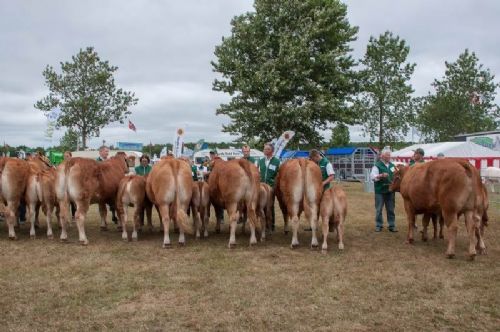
[0,182,498,331]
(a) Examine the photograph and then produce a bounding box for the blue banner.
[117,142,143,151]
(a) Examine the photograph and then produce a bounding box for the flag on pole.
[273,130,295,158]
[128,120,137,132]
[173,127,185,158]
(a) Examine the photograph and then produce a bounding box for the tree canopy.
[212,0,359,146]
[35,47,138,149]
[416,49,499,142]
[354,31,416,149]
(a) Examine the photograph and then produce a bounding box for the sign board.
[116,142,143,151]
[467,134,500,151]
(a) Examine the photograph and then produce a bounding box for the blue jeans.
[375,192,395,229]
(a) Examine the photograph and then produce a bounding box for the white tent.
[392,142,500,168]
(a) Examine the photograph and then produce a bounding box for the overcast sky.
[1,0,498,148]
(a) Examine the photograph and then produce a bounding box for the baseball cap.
[413,148,425,156]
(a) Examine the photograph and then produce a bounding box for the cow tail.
[238,159,261,232]
[175,162,194,235]
[458,160,473,178]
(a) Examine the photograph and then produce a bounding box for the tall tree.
[330,123,350,146]
[35,47,138,149]
[212,0,359,146]
[417,49,499,142]
[354,31,416,149]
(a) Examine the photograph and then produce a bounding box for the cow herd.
[0,154,492,260]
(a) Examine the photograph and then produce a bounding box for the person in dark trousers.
[96,145,118,224]
[370,148,397,232]
[258,143,280,231]
[64,151,77,220]
[208,150,224,224]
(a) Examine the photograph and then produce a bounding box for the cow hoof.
[60,238,68,243]
[468,254,476,261]
[422,237,428,242]
[228,243,236,249]
[291,243,299,249]
[439,235,444,239]
[338,243,345,250]
[30,235,36,240]
[100,226,108,231]
[284,230,289,235]
[178,242,185,247]
[406,239,414,245]
[47,235,54,240]
[446,253,455,259]
[79,240,88,246]
[216,229,221,234]
[8,236,17,241]
[163,243,172,249]
[132,237,138,242]
[310,244,319,250]
[117,226,123,232]
[321,249,328,255]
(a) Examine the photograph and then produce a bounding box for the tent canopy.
[392,142,500,159]
[325,147,356,155]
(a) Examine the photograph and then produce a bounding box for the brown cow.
[238,182,273,241]
[390,159,488,259]
[275,159,322,249]
[320,186,347,251]
[56,154,129,245]
[146,157,193,247]
[208,158,260,248]
[0,157,30,239]
[25,166,59,239]
[116,175,152,241]
[190,181,210,239]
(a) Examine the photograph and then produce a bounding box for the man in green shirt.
[370,148,397,232]
[309,149,335,191]
[135,155,152,176]
[96,145,109,162]
[96,145,118,224]
[409,148,425,166]
[242,144,258,166]
[258,143,280,231]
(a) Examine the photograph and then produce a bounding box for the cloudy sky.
[1,0,498,148]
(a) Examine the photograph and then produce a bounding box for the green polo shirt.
[258,156,280,187]
[135,165,152,176]
[409,159,424,166]
[191,165,198,181]
[374,160,395,194]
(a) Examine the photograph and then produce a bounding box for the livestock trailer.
[325,147,378,181]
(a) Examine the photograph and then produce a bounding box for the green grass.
[0,182,498,331]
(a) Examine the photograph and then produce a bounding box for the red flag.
[128,120,137,132]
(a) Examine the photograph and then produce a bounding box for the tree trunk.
[81,128,87,150]
[378,103,384,150]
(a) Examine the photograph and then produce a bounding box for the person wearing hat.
[370,148,397,232]
[437,152,445,160]
[409,148,425,166]
[309,149,335,191]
